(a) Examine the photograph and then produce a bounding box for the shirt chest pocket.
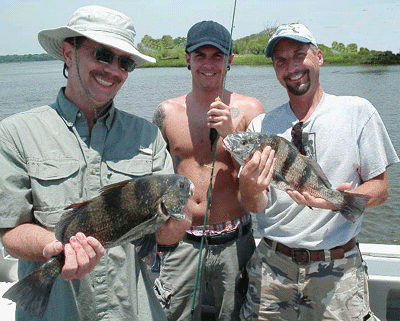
[27,159,80,214]
[106,156,153,184]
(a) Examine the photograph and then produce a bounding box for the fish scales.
[223,132,370,223]
[3,174,194,317]
[258,135,326,196]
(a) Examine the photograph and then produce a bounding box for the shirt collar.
[54,88,116,130]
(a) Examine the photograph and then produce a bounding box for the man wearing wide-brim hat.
[0,5,189,321]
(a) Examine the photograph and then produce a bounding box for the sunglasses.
[291,121,306,155]
[81,45,136,72]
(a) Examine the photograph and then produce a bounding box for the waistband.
[187,213,251,237]
[263,237,357,265]
[186,220,252,245]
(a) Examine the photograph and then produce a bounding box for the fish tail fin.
[2,254,64,317]
[338,192,371,223]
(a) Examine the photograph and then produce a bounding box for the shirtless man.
[152,21,264,321]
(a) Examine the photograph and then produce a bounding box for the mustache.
[284,69,308,81]
[91,71,122,84]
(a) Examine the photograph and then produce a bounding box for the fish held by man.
[223,132,370,223]
[2,174,194,317]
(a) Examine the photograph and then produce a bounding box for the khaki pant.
[154,230,255,321]
[240,238,380,321]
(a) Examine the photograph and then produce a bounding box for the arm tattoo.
[230,106,240,119]
[152,105,166,129]
[174,156,182,172]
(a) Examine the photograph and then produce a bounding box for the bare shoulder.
[229,92,264,121]
[230,92,263,109]
[153,95,187,129]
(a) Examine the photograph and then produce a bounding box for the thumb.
[43,240,64,259]
[336,183,352,192]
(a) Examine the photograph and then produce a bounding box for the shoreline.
[1,55,400,67]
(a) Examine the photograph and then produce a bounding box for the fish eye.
[179,181,185,189]
[240,141,247,146]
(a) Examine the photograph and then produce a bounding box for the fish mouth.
[159,201,171,219]
[222,137,232,152]
[158,200,187,221]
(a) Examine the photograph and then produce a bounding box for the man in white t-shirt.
[238,23,399,321]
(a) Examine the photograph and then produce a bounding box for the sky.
[1,0,399,56]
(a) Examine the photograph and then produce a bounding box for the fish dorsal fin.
[65,200,90,209]
[302,155,332,188]
[99,179,132,195]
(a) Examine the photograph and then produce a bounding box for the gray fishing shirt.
[0,88,172,320]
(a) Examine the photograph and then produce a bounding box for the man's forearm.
[1,224,55,262]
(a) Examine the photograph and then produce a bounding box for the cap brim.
[265,35,313,58]
[38,26,156,66]
[186,41,230,56]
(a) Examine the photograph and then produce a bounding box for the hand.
[240,146,275,194]
[156,213,192,246]
[239,146,275,212]
[207,99,234,138]
[287,183,352,209]
[44,232,104,281]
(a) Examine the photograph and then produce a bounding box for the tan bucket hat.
[38,5,156,66]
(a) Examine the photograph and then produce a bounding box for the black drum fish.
[3,174,194,317]
[223,131,370,222]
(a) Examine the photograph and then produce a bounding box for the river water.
[0,61,399,244]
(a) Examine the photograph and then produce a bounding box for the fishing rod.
[209,0,237,149]
[189,0,238,319]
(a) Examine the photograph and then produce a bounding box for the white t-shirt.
[248,92,399,250]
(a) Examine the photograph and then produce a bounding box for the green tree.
[346,43,358,53]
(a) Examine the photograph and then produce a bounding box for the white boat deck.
[1,242,400,321]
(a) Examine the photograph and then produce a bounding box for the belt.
[264,237,356,265]
[186,222,252,245]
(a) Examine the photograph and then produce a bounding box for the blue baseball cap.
[185,20,233,55]
[265,23,318,58]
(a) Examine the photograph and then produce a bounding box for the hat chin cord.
[73,40,111,125]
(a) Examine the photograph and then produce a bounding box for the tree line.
[2,27,400,66]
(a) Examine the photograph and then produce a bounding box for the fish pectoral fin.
[113,226,144,246]
[271,172,292,191]
[113,217,161,246]
[303,156,332,188]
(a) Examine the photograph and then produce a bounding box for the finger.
[76,232,97,263]
[209,100,227,110]
[258,146,273,175]
[68,235,91,278]
[242,151,261,175]
[259,155,275,186]
[61,242,78,281]
[287,190,307,204]
[86,236,105,263]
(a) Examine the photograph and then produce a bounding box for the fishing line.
[189,0,238,319]
[73,38,111,124]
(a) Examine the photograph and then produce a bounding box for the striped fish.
[223,131,370,222]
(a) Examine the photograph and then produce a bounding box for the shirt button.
[91,169,96,175]
[96,276,105,283]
